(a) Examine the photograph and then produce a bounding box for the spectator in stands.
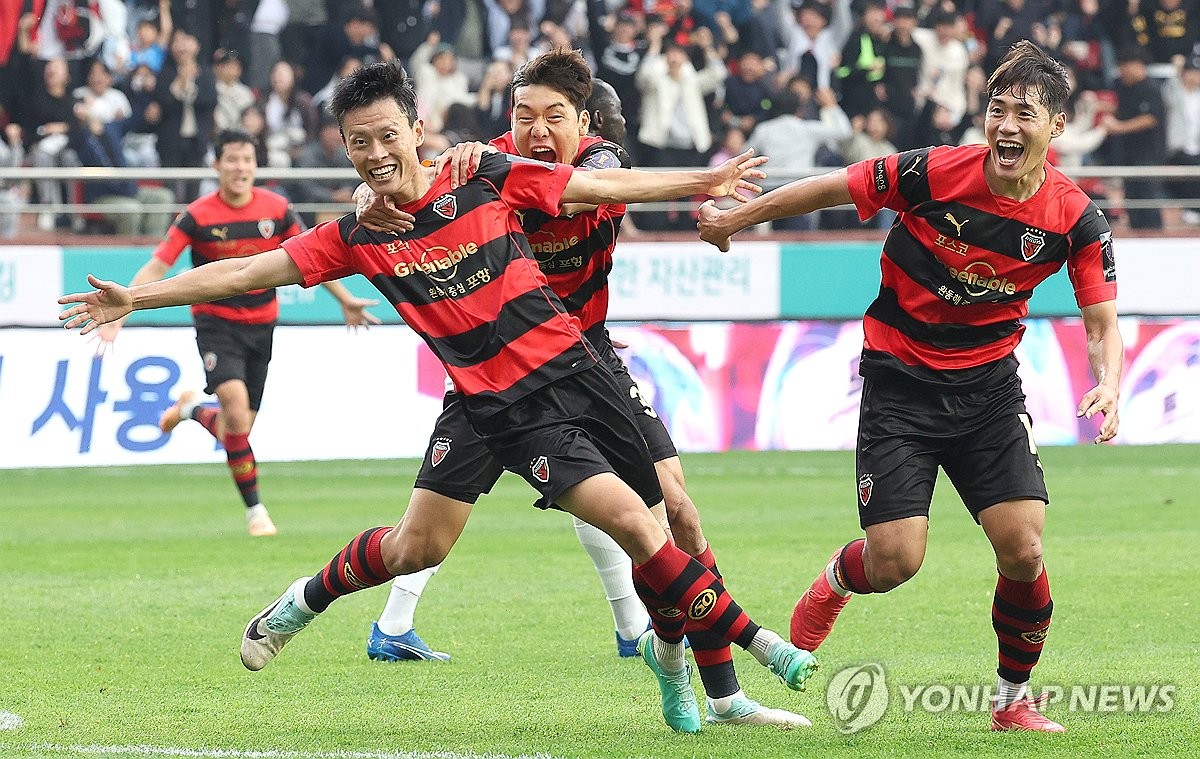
[154,28,216,183]
[474,58,515,140]
[279,0,328,88]
[745,83,851,230]
[720,49,776,137]
[835,0,890,120]
[213,48,255,133]
[312,55,363,117]
[635,23,727,229]
[24,56,82,231]
[285,117,357,226]
[692,0,752,43]
[912,8,969,119]
[481,0,546,59]
[1123,0,1199,69]
[494,20,539,69]
[124,1,172,77]
[237,103,283,168]
[0,120,27,239]
[881,2,923,149]
[591,10,647,159]
[741,0,789,64]
[121,62,161,168]
[303,5,394,95]
[975,0,1059,74]
[244,0,287,93]
[258,60,317,167]
[409,32,474,135]
[1053,65,1110,172]
[779,0,849,91]
[1164,56,1200,223]
[375,0,430,66]
[1102,45,1167,229]
[1059,0,1109,92]
[73,58,131,138]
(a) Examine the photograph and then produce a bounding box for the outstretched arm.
[60,249,303,334]
[559,148,767,207]
[698,168,853,252]
[321,279,382,328]
[1078,299,1122,443]
[96,256,173,344]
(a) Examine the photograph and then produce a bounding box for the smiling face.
[511,83,588,164]
[341,96,427,203]
[983,86,1064,194]
[214,140,258,205]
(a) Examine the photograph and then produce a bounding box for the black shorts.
[469,364,664,511]
[193,313,274,411]
[855,372,1048,529]
[414,348,678,504]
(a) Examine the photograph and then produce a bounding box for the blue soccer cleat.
[366,622,451,662]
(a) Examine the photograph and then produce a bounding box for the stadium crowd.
[1,0,1199,235]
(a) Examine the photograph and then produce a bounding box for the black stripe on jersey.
[192,218,291,243]
[208,289,275,310]
[866,287,1021,350]
[1067,202,1116,281]
[910,200,1070,267]
[896,148,933,207]
[885,223,1036,305]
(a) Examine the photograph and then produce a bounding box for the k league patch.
[430,437,451,467]
[432,194,458,220]
[257,219,275,239]
[858,473,874,507]
[531,455,550,483]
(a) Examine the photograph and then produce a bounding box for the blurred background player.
[99,128,380,537]
[357,54,810,728]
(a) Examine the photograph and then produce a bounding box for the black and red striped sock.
[632,542,760,650]
[688,544,739,699]
[193,406,220,438]
[993,566,1053,684]
[837,538,878,595]
[222,431,260,509]
[304,526,394,613]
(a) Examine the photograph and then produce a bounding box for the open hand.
[355,183,415,234]
[703,148,767,203]
[340,295,383,331]
[1077,384,1119,443]
[58,274,134,335]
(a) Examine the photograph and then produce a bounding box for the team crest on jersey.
[203,351,218,372]
[858,473,874,506]
[430,437,452,467]
[258,219,275,239]
[531,455,550,483]
[432,194,458,220]
[1020,228,1045,261]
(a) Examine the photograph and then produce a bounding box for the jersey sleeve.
[280,214,358,288]
[846,148,931,220]
[478,152,574,217]
[151,211,195,266]
[1066,204,1117,308]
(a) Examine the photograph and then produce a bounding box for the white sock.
[376,564,440,636]
[653,635,687,674]
[572,516,649,640]
[708,688,745,714]
[826,555,853,597]
[746,628,785,667]
[245,503,269,522]
[179,395,201,421]
[994,677,1027,710]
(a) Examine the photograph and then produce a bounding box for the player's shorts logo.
[531,455,550,483]
[430,438,451,467]
[858,474,874,506]
[203,351,218,371]
[1021,625,1050,644]
[433,194,458,220]
[656,606,684,618]
[688,589,718,620]
[257,219,276,239]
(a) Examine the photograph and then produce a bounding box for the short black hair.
[987,40,1070,117]
[213,128,259,160]
[328,60,418,128]
[512,47,592,114]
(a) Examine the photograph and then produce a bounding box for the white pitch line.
[15,745,560,759]
[0,712,23,730]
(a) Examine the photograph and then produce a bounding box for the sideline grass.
[1,446,1196,758]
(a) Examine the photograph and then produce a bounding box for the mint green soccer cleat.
[636,630,701,733]
[241,577,316,671]
[766,640,818,691]
[706,694,812,728]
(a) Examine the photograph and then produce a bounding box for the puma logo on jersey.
[902,156,923,177]
[211,227,229,241]
[944,212,969,236]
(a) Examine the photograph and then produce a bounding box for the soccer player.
[697,40,1122,733]
[59,60,817,734]
[98,128,380,537]
[357,56,810,728]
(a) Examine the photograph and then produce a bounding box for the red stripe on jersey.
[152,187,302,324]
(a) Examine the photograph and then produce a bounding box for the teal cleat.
[706,695,812,728]
[636,630,701,733]
[766,640,819,691]
[241,577,316,671]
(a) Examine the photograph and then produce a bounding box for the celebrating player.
[357,53,809,728]
[59,59,817,734]
[699,40,1122,733]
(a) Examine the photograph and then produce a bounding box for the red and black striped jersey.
[489,132,629,347]
[847,144,1117,389]
[283,152,598,419]
[153,187,303,324]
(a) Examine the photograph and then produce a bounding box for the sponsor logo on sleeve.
[873,158,889,193]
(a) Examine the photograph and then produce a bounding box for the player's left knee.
[998,540,1044,577]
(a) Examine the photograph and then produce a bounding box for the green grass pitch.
[1,446,1196,758]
